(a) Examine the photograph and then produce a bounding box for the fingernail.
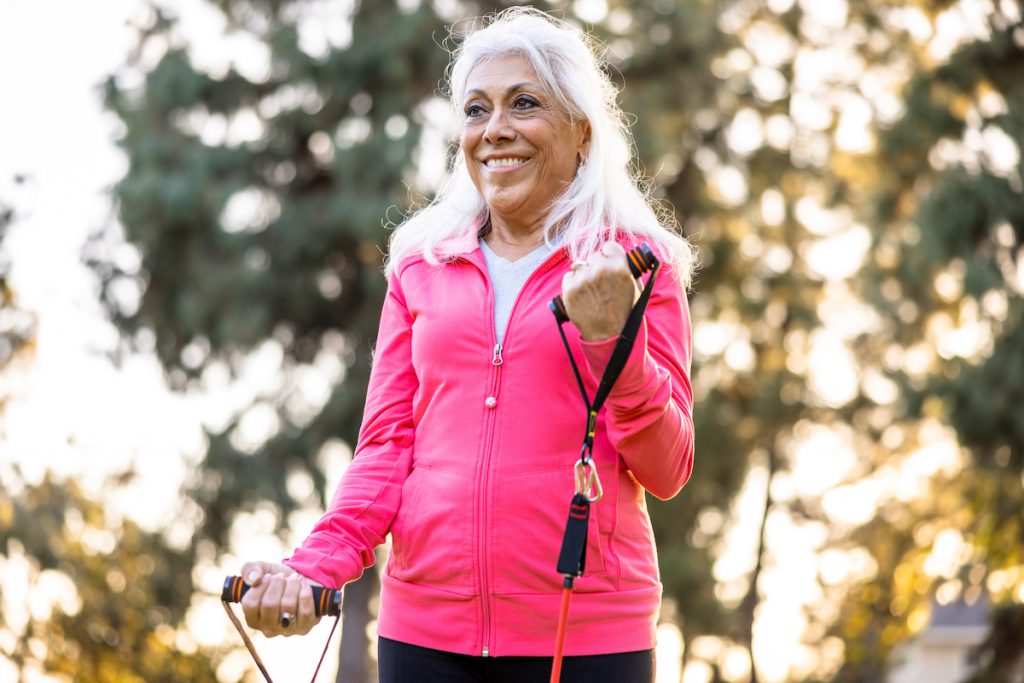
[247,570,260,583]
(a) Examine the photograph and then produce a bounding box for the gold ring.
[570,261,587,271]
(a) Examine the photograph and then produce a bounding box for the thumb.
[241,561,280,587]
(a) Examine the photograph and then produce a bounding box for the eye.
[513,95,539,109]
[464,102,486,118]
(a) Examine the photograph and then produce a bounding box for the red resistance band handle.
[549,244,658,324]
[222,575,342,617]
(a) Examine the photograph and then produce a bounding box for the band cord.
[222,600,341,683]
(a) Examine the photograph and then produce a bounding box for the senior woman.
[239,8,695,683]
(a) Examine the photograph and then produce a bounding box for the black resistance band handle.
[222,575,342,617]
[549,244,658,324]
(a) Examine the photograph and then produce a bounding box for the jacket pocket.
[388,465,475,595]
[492,467,607,595]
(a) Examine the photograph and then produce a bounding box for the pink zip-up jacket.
[285,233,694,657]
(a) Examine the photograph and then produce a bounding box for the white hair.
[385,7,694,285]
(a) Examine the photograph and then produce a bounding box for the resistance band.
[221,575,343,683]
[547,243,661,683]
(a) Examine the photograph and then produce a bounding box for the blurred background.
[1,0,1022,681]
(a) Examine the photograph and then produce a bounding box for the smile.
[485,157,529,169]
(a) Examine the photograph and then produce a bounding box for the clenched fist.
[561,242,641,341]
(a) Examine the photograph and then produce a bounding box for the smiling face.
[460,54,590,234]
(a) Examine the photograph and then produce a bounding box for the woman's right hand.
[239,561,321,637]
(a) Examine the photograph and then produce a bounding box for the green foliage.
[93,1,455,679]
[97,0,451,547]
[0,471,220,681]
[834,5,1024,679]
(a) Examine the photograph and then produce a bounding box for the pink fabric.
[285,236,694,657]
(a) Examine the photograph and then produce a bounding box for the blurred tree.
[2,183,218,680]
[606,0,880,677]
[831,2,1024,679]
[0,469,221,681]
[605,0,1019,679]
[94,1,453,679]
[0,177,37,394]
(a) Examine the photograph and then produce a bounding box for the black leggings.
[378,637,655,683]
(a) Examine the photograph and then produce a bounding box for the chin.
[485,192,533,216]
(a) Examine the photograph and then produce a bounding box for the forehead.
[464,53,543,95]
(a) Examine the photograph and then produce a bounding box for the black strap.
[551,252,660,584]
[553,260,661,457]
[555,493,591,577]
[589,262,660,414]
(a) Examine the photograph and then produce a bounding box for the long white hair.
[385,7,694,285]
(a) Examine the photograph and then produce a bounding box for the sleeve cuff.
[284,543,364,590]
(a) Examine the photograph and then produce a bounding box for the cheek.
[541,146,578,184]
[460,133,481,183]
[460,122,482,155]
[460,132,474,160]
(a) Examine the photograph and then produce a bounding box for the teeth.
[486,158,526,168]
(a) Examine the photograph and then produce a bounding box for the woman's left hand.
[561,242,641,341]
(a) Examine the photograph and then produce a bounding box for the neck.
[483,214,548,261]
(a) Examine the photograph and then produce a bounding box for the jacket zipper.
[477,273,501,658]
[472,247,565,657]
[478,352,501,657]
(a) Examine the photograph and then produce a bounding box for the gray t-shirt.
[480,239,553,343]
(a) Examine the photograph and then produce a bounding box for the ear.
[576,119,592,162]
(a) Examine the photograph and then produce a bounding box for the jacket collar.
[433,218,574,272]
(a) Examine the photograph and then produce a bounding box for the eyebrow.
[463,82,542,100]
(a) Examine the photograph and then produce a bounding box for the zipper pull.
[492,343,503,366]
[482,645,490,657]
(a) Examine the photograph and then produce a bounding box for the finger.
[241,576,269,629]
[602,245,633,275]
[260,574,287,634]
[279,574,302,635]
[562,271,585,308]
[296,579,319,635]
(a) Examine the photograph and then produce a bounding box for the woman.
[240,8,695,682]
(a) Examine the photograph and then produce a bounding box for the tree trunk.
[738,447,776,683]
[336,568,380,683]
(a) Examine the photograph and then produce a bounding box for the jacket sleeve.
[579,265,694,500]
[284,271,417,588]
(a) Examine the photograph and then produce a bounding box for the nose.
[483,107,515,144]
